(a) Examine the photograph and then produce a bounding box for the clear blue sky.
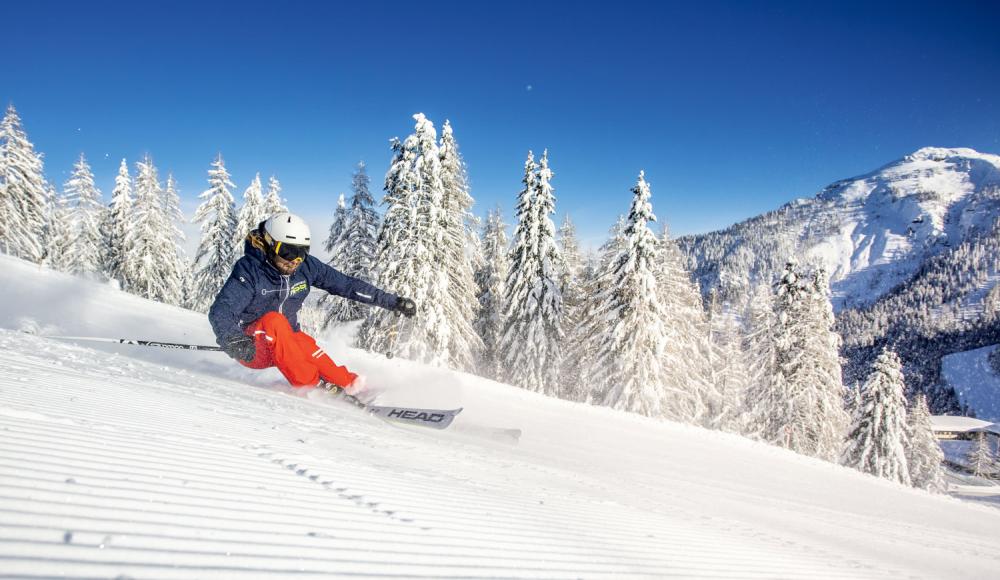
[5,0,999,250]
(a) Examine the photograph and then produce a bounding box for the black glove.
[222,335,256,362]
[394,297,417,318]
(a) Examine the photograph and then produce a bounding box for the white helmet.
[263,212,311,264]
[264,212,311,246]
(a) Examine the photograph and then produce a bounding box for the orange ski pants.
[240,312,357,388]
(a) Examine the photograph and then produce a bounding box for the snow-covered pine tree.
[160,174,189,306]
[474,207,510,379]
[740,283,779,438]
[754,261,849,461]
[263,175,286,217]
[906,394,946,492]
[320,193,353,326]
[966,432,998,479]
[359,114,451,365]
[359,136,418,356]
[557,215,587,394]
[124,156,181,302]
[340,162,380,312]
[104,159,133,284]
[705,290,750,432]
[499,151,539,383]
[437,120,483,370]
[0,104,49,263]
[569,215,626,403]
[499,150,564,394]
[234,173,265,253]
[191,154,238,312]
[322,163,382,327]
[804,268,851,459]
[656,224,712,423]
[179,264,196,309]
[325,193,349,255]
[44,184,73,272]
[843,348,911,485]
[592,171,670,416]
[62,153,104,276]
[557,215,585,304]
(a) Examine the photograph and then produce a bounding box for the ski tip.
[453,424,522,443]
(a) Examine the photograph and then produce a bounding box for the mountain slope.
[680,147,1000,413]
[679,147,1000,310]
[1,254,1000,577]
[835,211,1000,412]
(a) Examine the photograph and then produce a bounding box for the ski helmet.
[263,212,311,264]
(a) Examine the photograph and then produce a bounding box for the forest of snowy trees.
[2,103,993,491]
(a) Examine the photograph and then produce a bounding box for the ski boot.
[319,376,369,408]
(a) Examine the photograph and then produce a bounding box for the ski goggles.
[273,241,309,264]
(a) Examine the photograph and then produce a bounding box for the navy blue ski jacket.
[208,231,398,345]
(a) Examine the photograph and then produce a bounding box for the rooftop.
[931,415,999,434]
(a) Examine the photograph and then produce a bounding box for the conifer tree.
[234,173,265,251]
[570,216,626,403]
[263,175,286,217]
[705,291,750,432]
[323,163,381,326]
[104,159,133,284]
[593,171,670,416]
[124,156,181,302]
[966,432,998,479]
[741,283,779,437]
[340,163,379,279]
[0,105,50,262]
[321,194,353,326]
[342,162,379,280]
[474,207,510,379]
[359,136,417,356]
[499,150,563,394]
[657,224,712,423]
[557,215,586,393]
[44,185,73,272]
[804,268,851,458]
[160,173,189,305]
[844,349,911,485]
[191,154,238,312]
[359,114,451,365]
[906,394,946,492]
[62,153,104,276]
[325,193,349,255]
[557,215,585,305]
[437,120,483,370]
[751,262,849,460]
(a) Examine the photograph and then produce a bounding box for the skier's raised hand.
[394,297,417,318]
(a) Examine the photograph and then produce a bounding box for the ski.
[366,404,463,430]
[325,387,462,430]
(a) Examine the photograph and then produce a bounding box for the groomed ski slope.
[1,255,999,579]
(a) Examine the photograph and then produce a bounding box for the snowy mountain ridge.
[680,146,1000,310]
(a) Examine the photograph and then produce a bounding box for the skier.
[208,212,416,393]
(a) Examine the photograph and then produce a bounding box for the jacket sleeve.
[308,256,399,310]
[208,261,256,345]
